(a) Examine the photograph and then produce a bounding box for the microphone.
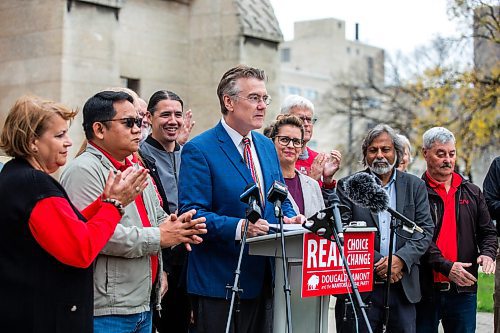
[326,191,345,244]
[240,183,262,223]
[240,182,261,206]
[342,173,389,213]
[267,181,288,219]
[343,173,424,234]
[267,181,288,204]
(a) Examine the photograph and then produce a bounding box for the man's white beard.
[368,157,397,175]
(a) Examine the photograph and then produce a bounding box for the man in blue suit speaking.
[179,65,302,332]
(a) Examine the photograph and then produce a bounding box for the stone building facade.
[0,0,283,158]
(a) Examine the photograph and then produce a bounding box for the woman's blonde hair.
[0,95,77,158]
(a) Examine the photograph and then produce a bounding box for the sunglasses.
[101,117,143,129]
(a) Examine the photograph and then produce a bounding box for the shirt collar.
[385,168,397,188]
[426,171,462,190]
[221,117,254,147]
[88,141,134,171]
[144,134,181,152]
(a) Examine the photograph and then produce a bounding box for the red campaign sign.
[301,232,375,298]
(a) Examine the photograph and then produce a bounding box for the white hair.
[280,94,314,114]
[397,134,413,163]
[422,127,455,150]
[397,134,412,153]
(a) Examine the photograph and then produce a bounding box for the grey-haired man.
[416,127,497,333]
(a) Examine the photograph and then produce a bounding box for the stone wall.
[0,0,282,158]
[0,0,65,125]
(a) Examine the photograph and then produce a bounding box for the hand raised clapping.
[102,167,149,206]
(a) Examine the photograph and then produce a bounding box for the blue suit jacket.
[178,121,296,299]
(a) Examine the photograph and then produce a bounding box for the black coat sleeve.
[483,157,500,223]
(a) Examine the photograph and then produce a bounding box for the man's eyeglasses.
[237,94,272,106]
[297,116,318,125]
[101,117,143,129]
[273,136,304,148]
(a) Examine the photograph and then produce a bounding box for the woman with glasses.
[0,95,149,333]
[265,115,325,217]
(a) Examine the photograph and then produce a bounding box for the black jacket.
[483,156,500,231]
[420,172,497,296]
[138,149,171,215]
[0,159,93,333]
[139,142,187,279]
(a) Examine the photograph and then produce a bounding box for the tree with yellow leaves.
[323,0,499,181]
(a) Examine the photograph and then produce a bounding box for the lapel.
[298,173,316,217]
[362,169,380,228]
[394,170,406,214]
[214,122,253,184]
[252,132,274,191]
[86,144,115,171]
[394,170,407,249]
[299,173,312,197]
[370,210,380,228]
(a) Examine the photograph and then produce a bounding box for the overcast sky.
[269,0,460,58]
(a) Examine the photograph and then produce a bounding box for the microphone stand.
[225,217,249,333]
[226,199,261,333]
[305,207,373,333]
[330,216,373,333]
[382,215,398,333]
[273,199,293,333]
[381,211,423,333]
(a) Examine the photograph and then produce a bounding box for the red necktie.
[242,136,264,205]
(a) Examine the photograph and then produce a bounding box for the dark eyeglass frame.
[297,116,318,125]
[273,135,304,148]
[101,117,143,129]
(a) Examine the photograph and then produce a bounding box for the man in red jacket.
[416,127,497,333]
[280,95,341,190]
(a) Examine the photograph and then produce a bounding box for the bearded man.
[335,124,434,333]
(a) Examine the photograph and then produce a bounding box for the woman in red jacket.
[0,95,148,333]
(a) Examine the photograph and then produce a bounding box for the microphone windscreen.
[343,173,389,213]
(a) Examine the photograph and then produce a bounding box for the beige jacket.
[287,171,325,218]
[60,144,167,316]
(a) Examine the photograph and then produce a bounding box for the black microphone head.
[342,172,389,213]
[326,190,341,205]
[267,180,288,203]
[246,200,262,223]
[240,183,261,206]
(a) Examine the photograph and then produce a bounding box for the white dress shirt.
[221,117,265,240]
